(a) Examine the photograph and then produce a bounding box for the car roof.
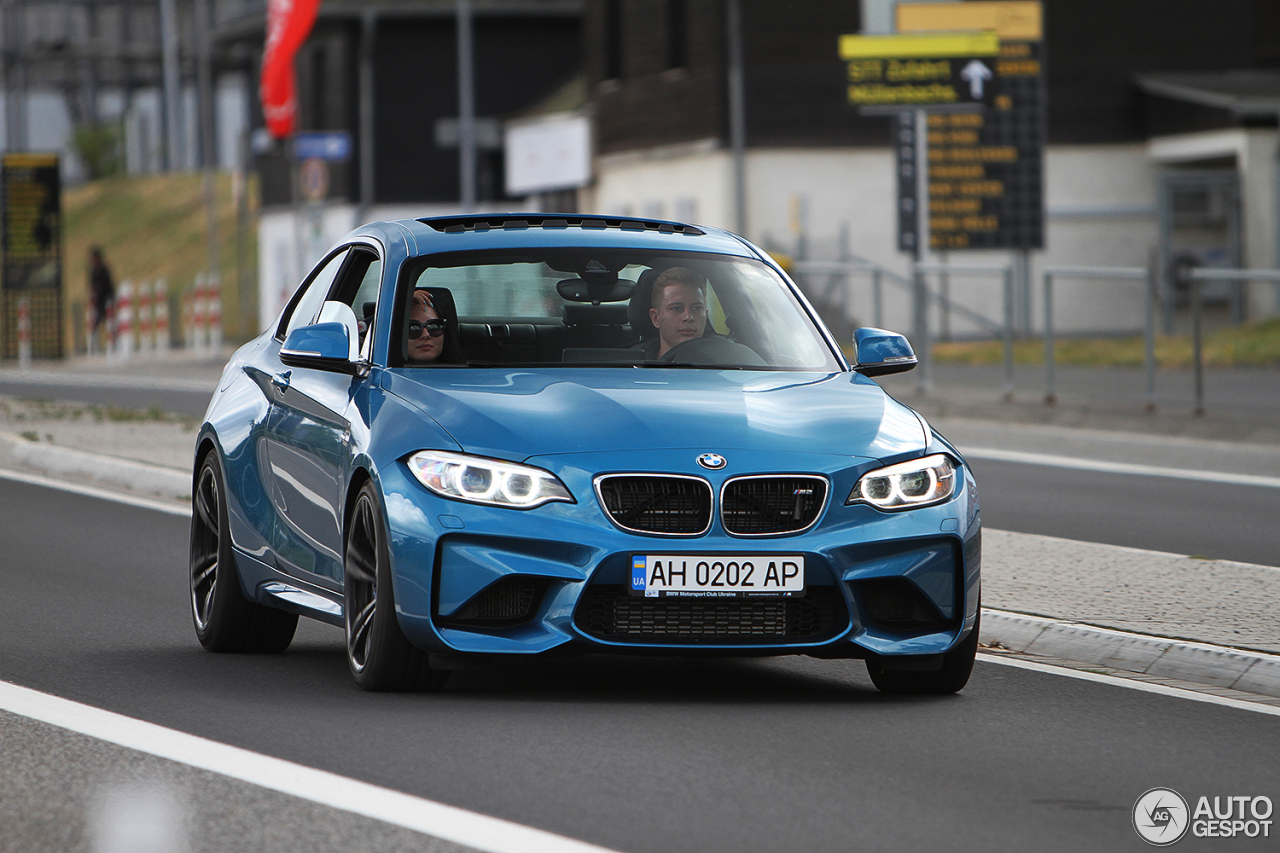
[348,214,762,260]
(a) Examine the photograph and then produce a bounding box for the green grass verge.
[64,172,260,347]
[931,317,1280,368]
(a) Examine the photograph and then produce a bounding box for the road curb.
[982,608,1280,699]
[0,431,190,500]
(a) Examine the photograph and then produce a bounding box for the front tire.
[190,450,297,652]
[866,608,980,695]
[344,482,447,692]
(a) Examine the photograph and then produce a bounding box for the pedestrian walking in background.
[88,247,115,347]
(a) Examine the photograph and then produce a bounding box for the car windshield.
[392,249,842,371]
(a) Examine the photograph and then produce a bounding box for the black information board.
[2,153,63,358]
[897,39,1045,252]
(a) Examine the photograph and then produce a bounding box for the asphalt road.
[967,458,1280,567]
[2,478,1278,852]
[0,377,214,419]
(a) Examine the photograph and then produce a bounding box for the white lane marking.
[963,446,1280,489]
[978,654,1280,717]
[0,680,623,853]
[0,467,191,517]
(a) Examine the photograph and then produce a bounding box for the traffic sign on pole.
[839,32,1000,109]
[897,1,1046,251]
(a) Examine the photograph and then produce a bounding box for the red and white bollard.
[154,279,170,352]
[139,280,155,355]
[84,301,96,356]
[192,274,209,355]
[208,274,223,354]
[106,298,119,357]
[17,296,32,369]
[115,280,134,362]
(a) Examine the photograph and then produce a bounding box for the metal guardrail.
[795,257,1280,416]
[791,259,1011,395]
[1041,266,1155,410]
[1184,268,1280,415]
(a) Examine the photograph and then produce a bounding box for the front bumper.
[379,456,981,660]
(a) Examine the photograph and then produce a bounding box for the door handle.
[272,370,292,392]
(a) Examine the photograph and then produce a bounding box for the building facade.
[580,0,1280,337]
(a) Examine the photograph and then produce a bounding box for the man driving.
[642,266,708,359]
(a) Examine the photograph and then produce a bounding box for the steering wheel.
[659,335,766,366]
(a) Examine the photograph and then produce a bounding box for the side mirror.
[280,301,361,374]
[852,327,917,377]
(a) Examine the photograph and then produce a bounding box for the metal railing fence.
[1041,266,1155,409]
[792,256,1280,415]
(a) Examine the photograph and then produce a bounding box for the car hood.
[380,368,926,462]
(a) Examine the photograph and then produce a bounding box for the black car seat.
[627,268,661,345]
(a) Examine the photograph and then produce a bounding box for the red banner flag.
[260,0,322,139]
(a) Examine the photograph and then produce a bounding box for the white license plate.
[630,554,804,597]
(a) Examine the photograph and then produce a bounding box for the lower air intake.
[855,577,952,631]
[443,577,544,628]
[575,585,846,644]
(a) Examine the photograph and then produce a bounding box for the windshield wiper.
[641,361,750,370]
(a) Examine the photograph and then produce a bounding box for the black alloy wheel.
[190,450,298,652]
[866,606,980,695]
[344,481,447,692]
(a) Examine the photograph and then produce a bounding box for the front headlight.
[407,451,574,509]
[847,454,956,511]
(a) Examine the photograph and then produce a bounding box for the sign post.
[839,31,1001,392]
[897,1,1046,331]
[1,153,63,360]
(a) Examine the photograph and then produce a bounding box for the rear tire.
[190,450,298,653]
[867,608,980,695]
[344,482,448,692]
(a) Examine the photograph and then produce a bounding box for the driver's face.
[650,282,707,357]
[407,300,443,362]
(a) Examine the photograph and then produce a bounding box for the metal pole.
[158,0,184,171]
[1043,270,1055,405]
[872,268,883,329]
[4,0,30,151]
[727,0,747,236]
[195,0,219,277]
[1192,275,1205,416]
[358,10,376,223]
[1016,249,1032,336]
[1143,262,1157,413]
[913,108,931,395]
[456,0,476,212]
[1002,265,1014,401]
[838,221,851,340]
[938,250,950,341]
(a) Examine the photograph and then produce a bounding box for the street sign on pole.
[839,32,1000,110]
[294,131,352,162]
[1,153,63,359]
[897,1,1046,252]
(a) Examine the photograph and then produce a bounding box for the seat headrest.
[628,268,660,337]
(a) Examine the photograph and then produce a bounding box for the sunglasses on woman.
[408,319,447,339]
